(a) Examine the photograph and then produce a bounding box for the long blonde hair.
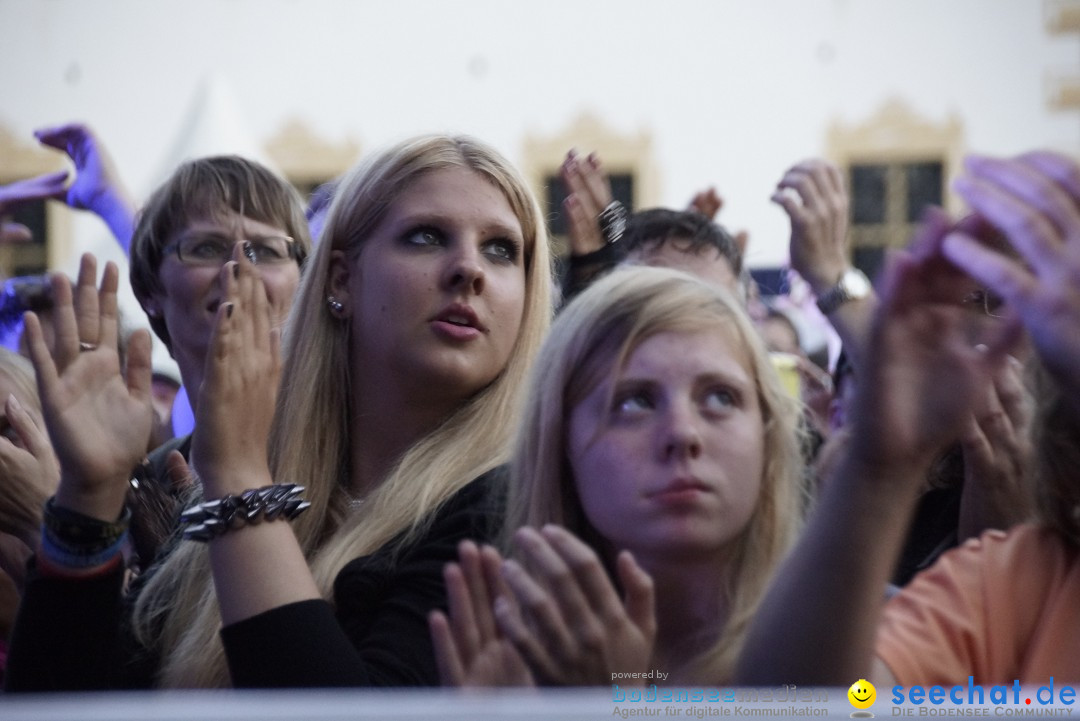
[134,135,553,687]
[506,267,805,683]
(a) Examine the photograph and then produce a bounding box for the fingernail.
[225,302,234,318]
[7,394,20,412]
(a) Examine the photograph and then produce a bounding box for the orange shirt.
[877,524,1080,684]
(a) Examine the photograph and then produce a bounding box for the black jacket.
[5,469,504,690]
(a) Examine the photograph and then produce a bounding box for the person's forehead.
[626,244,738,292]
[180,213,288,238]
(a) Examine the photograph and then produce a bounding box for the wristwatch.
[815,268,871,315]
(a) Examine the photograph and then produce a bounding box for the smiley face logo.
[848,679,876,709]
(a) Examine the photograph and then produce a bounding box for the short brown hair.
[129,156,310,351]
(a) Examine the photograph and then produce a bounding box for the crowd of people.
[0,121,1075,692]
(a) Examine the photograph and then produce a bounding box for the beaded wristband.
[43,498,131,555]
[179,484,310,542]
[37,547,125,579]
[40,529,130,569]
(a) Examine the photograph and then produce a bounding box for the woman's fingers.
[776,168,823,215]
[23,312,59,400]
[953,173,1061,277]
[562,151,599,216]
[563,194,605,255]
[965,155,1080,243]
[428,610,466,687]
[515,527,607,651]
[459,541,497,643]
[582,152,613,206]
[444,559,483,661]
[96,261,120,355]
[72,254,101,351]
[163,448,197,492]
[539,525,623,622]
[498,558,577,670]
[492,591,561,683]
[124,328,154,404]
[48,271,79,371]
[1017,151,1080,202]
[615,551,656,638]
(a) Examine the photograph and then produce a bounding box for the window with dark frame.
[2,199,49,277]
[848,159,944,283]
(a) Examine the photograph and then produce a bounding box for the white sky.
[1,0,1077,270]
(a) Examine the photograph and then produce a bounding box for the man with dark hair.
[560,206,743,304]
[620,207,742,294]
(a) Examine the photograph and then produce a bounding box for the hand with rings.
[24,253,154,522]
[562,149,623,256]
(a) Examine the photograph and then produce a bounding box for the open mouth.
[432,303,486,333]
[442,314,474,327]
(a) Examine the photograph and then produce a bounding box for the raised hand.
[687,186,723,220]
[33,125,119,210]
[0,392,60,546]
[943,152,1080,397]
[33,123,137,252]
[736,208,1020,687]
[562,150,616,256]
[772,159,851,294]
[493,525,655,686]
[849,209,1019,470]
[189,244,281,496]
[24,254,153,521]
[429,540,533,687]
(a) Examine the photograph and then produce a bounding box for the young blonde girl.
[434,266,805,685]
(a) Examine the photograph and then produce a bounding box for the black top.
[6,469,504,690]
[558,242,625,308]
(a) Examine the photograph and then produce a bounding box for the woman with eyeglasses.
[7,135,552,689]
[122,157,311,567]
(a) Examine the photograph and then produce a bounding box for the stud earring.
[326,296,344,315]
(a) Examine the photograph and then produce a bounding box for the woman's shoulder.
[401,464,508,555]
[440,465,508,521]
[945,523,1077,574]
[336,465,508,583]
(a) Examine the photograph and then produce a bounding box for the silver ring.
[79,341,97,352]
